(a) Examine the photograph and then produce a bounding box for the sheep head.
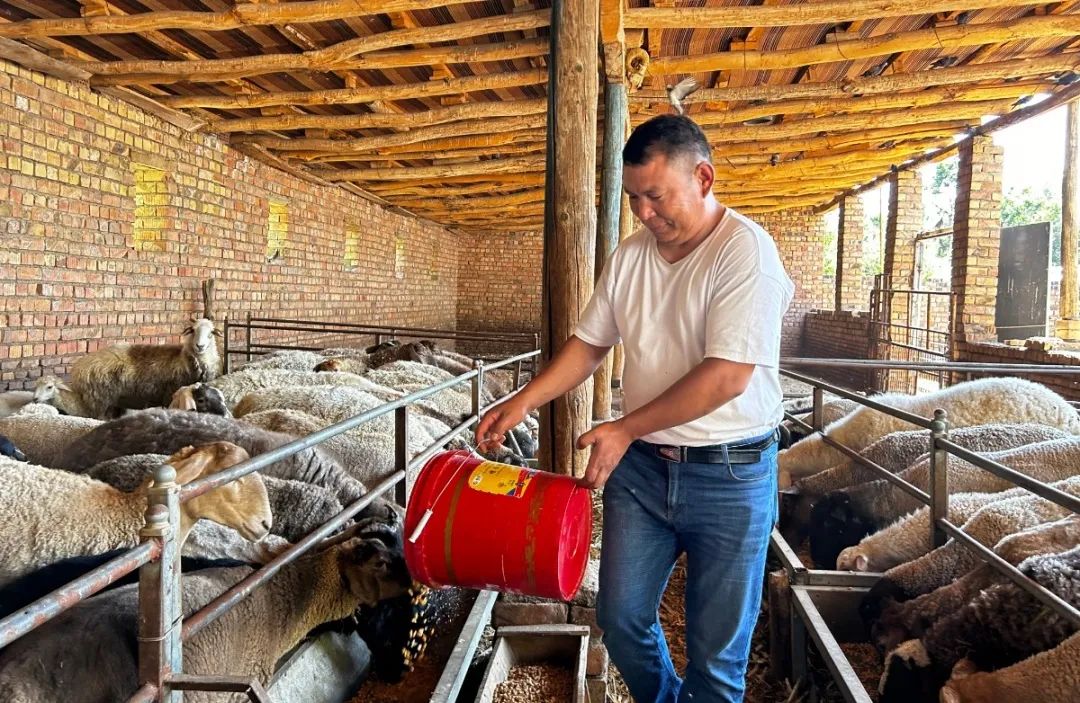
[166,441,273,544]
[336,520,412,606]
[314,358,345,373]
[182,318,217,356]
[32,374,73,404]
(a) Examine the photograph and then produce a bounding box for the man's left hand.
[576,420,635,490]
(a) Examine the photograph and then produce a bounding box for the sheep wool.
[0,404,102,468]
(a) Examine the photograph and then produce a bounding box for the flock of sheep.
[0,317,537,702]
[778,376,1080,703]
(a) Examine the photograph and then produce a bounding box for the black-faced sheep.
[0,442,271,588]
[778,377,1080,487]
[0,434,23,461]
[938,630,1080,703]
[70,317,222,419]
[169,382,231,416]
[781,422,1066,548]
[0,523,411,703]
[878,545,1080,702]
[810,431,1076,567]
[54,408,394,520]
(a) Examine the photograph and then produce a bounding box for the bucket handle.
[407,450,478,544]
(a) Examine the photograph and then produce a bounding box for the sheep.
[237,349,326,372]
[870,515,1080,653]
[210,367,398,409]
[878,545,1080,702]
[54,408,392,518]
[938,630,1080,703]
[782,396,862,445]
[781,422,1067,547]
[0,404,102,467]
[778,377,1080,487]
[0,434,24,461]
[70,318,223,419]
[810,429,1076,566]
[182,521,289,563]
[85,452,344,543]
[0,442,271,588]
[169,382,231,416]
[860,476,1080,616]
[0,521,411,703]
[314,356,369,374]
[30,374,90,416]
[0,389,35,418]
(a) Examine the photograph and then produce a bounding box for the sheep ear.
[57,381,73,392]
[168,446,212,484]
[855,554,869,572]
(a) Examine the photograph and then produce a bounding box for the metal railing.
[868,273,956,393]
[776,359,1080,701]
[0,347,541,702]
[221,315,539,372]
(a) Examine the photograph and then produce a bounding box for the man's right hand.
[476,397,531,452]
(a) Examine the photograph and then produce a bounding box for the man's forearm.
[517,336,611,410]
[618,358,754,441]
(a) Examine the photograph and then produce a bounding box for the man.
[477,114,794,702]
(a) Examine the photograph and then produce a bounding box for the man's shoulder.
[607,228,654,265]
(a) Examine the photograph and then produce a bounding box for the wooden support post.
[540,0,598,476]
[611,117,634,391]
[1058,100,1080,340]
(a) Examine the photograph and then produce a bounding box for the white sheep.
[0,403,102,468]
[29,374,91,416]
[778,377,1080,487]
[0,442,272,588]
[236,349,326,372]
[70,318,223,419]
[0,521,411,703]
[210,368,398,409]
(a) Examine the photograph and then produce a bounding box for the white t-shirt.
[575,208,795,446]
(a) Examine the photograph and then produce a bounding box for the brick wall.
[755,207,829,356]
[836,195,867,312]
[0,59,461,389]
[455,229,543,356]
[800,310,876,390]
[952,135,1003,345]
[955,341,1080,401]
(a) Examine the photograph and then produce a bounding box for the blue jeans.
[597,433,778,703]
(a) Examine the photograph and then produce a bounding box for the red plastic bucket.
[403,450,592,600]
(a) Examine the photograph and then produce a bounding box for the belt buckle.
[658,445,684,462]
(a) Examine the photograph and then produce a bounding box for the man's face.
[623,152,712,244]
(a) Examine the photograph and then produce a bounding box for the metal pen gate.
[868,273,956,393]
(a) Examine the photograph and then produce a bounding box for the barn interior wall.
[0,59,461,389]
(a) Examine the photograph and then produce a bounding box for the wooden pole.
[592,82,627,422]
[612,118,634,390]
[540,0,598,477]
[1059,100,1080,339]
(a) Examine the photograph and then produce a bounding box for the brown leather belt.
[635,428,779,465]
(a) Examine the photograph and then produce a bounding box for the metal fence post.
[513,359,523,390]
[472,360,485,418]
[222,317,230,374]
[137,463,183,703]
[811,386,824,433]
[929,408,949,549]
[394,406,410,507]
[244,312,253,364]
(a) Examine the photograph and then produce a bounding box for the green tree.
[1001,186,1062,265]
[925,160,958,230]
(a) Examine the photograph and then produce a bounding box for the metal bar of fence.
[935,439,1080,515]
[244,317,536,339]
[790,588,874,703]
[409,415,479,473]
[782,369,933,429]
[0,540,161,647]
[860,338,950,358]
[238,323,532,347]
[240,319,534,343]
[785,412,933,505]
[937,519,1080,629]
[867,319,951,339]
[126,684,158,703]
[182,470,402,641]
[870,288,954,296]
[782,358,1080,373]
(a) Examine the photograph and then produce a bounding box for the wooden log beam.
[89,38,550,85]
[1061,98,1080,322]
[238,113,548,152]
[626,0,1045,29]
[81,10,550,79]
[0,0,491,38]
[366,175,546,197]
[0,35,91,82]
[317,156,545,181]
[308,141,548,163]
[650,14,1080,75]
[393,188,546,210]
[631,55,1080,104]
[711,121,974,158]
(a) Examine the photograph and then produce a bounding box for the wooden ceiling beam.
[89,38,551,85]
[317,156,546,182]
[0,0,491,38]
[625,0,1045,29]
[711,121,975,157]
[650,14,1080,75]
[291,129,547,159]
[308,141,548,163]
[172,68,546,112]
[0,35,91,82]
[237,114,548,152]
[367,175,547,197]
[630,54,1080,104]
[82,10,550,79]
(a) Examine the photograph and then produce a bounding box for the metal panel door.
[995,222,1051,342]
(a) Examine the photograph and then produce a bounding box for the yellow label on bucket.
[467,462,536,499]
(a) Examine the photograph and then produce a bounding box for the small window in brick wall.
[344,223,360,268]
[266,200,288,263]
[132,164,168,252]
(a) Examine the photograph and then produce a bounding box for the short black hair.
[623,114,712,166]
